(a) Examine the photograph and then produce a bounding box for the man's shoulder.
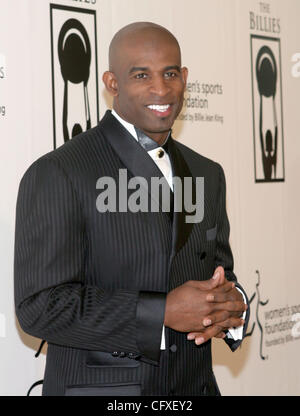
[21,124,107,179]
[45,124,105,162]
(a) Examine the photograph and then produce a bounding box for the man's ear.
[102,71,119,97]
[181,66,188,89]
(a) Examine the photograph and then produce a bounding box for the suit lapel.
[167,137,195,259]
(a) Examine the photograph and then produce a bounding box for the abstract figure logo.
[50,5,99,149]
[256,46,278,181]
[250,35,285,183]
[58,19,92,141]
[245,270,269,360]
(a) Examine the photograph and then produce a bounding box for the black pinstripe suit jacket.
[14,110,249,396]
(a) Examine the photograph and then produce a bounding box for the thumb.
[199,266,225,290]
[188,267,225,290]
[211,266,225,286]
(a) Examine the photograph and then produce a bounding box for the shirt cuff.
[227,287,247,341]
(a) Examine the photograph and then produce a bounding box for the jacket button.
[128,353,141,360]
[128,352,136,358]
[199,251,206,260]
[169,344,177,352]
[111,351,119,357]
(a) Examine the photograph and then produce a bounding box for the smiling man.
[14,22,249,396]
[103,23,188,146]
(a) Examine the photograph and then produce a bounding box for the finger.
[215,284,244,302]
[187,330,226,341]
[201,302,245,325]
[194,325,224,345]
[202,307,247,327]
[219,318,245,329]
[189,274,222,291]
[220,304,247,319]
[187,332,197,340]
[206,286,238,303]
[213,300,247,313]
[201,301,247,328]
[194,317,245,345]
[206,292,228,303]
[206,282,235,301]
[212,266,225,285]
[202,310,231,327]
[199,267,225,291]
[212,317,245,331]
[190,267,227,291]
[215,332,226,339]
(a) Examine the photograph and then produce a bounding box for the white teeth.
[147,104,170,112]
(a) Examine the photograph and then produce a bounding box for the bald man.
[14,22,249,396]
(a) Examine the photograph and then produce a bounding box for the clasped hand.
[164,266,247,345]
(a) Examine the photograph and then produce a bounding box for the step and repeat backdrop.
[1,0,300,395]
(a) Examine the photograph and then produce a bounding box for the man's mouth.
[146,104,172,118]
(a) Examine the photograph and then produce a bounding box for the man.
[14,22,249,396]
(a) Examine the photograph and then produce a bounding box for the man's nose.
[149,75,170,97]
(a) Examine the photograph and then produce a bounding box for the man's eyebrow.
[129,67,148,74]
[164,65,181,72]
[128,65,182,74]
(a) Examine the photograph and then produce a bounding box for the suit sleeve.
[14,157,165,365]
[214,164,250,351]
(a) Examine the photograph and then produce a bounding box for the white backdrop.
[1,0,300,396]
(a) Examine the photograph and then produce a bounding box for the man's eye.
[135,73,147,79]
[165,72,177,78]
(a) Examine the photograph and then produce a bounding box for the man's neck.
[111,108,170,146]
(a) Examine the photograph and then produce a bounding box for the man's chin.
[142,127,172,137]
[142,118,175,134]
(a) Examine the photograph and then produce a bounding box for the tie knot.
[134,127,171,152]
[134,127,158,151]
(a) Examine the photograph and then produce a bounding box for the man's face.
[105,32,188,143]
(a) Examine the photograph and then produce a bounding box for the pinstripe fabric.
[14,110,248,396]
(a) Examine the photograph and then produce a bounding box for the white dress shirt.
[111,109,246,348]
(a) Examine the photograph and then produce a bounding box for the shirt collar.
[111,109,138,141]
[111,109,171,149]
